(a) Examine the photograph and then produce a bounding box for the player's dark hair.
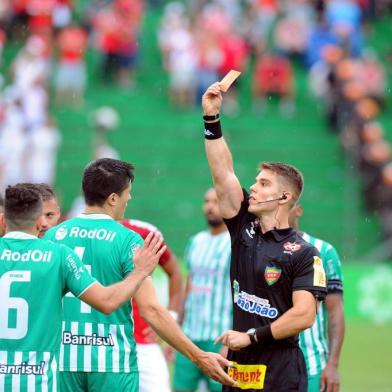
[260,162,304,203]
[5,184,43,230]
[19,183,57,202]
[82,158,135,206]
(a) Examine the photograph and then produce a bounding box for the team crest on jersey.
[264,266,282,286]
[283,242,301,253]
[55,226,68,240]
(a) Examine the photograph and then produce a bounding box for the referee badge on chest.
[264,266,282,286]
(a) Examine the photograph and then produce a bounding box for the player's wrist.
[132,266,150,280]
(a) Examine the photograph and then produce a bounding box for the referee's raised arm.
[202,82,243,219]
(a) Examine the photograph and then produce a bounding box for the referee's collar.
[264,227,294,242]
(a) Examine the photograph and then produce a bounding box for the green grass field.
[341,321,392,391]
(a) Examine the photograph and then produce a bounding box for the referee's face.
[248,169,283,215]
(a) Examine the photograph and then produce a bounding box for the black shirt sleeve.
[292,246,328,301]
[223,189,253,242]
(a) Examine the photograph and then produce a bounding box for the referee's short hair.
[5,184,43,230]
[260,162,304,202]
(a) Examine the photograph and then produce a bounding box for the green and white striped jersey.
[299,232,344,376]
[182,230,232,341]
[0,231,96,392]
[44,213,143,374]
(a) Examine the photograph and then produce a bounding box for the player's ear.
[0,212,5,230]
[106,192,118,207]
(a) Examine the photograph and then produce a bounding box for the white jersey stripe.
[97,324,106,372]
[110,325,120,372]
[0,351,7,391]
[84,323,92,372]
[51,355,57,392]
[27,352,36,392]
[303,329,317,374]
[59,321,65,371]
[41,352,51,392]
[119,325,131,372]
[12,352,22,392]
[69,322,79,371]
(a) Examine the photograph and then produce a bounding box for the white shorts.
[136,343,171,392]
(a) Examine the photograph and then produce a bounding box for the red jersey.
[121,219,172,344]
[58,26,88,62]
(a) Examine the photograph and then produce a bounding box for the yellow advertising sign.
[313,256,326,287]
[228,362,267,390]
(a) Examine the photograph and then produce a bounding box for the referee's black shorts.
[223,346,307,392]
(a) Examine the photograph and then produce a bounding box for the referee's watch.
[246,328,258,345]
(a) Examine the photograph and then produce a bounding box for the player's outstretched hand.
[133,232,166,277]
[195,351,237,388]
[215,330,251,351]
[202,82,223,116]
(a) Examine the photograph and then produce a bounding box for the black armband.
[255,325,275,345]
[203,114,222,140]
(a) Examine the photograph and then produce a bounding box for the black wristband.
[204,120,222,140]
[255,325,274,345]
[203,113,220,122]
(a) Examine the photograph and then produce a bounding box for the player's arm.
[320,293,344,392]
[202,83,243,219]
[135,277,237,388]
[161,252,183,316]
[321,246,345,392]
[216,290,317,350]
[79,232,166,314]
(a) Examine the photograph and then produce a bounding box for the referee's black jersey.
[223,190,327,391]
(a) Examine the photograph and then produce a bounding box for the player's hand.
[133,232,166,277]
[215,330,251,351]
[320,362,340,392]
[202,82,223,115]
[195,351,238,387]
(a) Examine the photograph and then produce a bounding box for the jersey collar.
[3,231,38,239]
[77,213,113,220]
[266,227,294,242]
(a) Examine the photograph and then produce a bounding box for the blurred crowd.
[158,0,391,114]
[315,43,392,257]
[0,0,145,191]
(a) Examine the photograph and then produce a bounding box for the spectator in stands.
[26,116,61,185]
[253,50,295,116]
[0,28,6,67]
[158,3,197,108]
[357,49,386,105]
[274,0,315,59]
[54,23,88,106]
[217,29,248,115]
[93,0,144,87]
[52,0,73,31]
[246,0,279,53]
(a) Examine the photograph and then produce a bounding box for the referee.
[202,83,327,391]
